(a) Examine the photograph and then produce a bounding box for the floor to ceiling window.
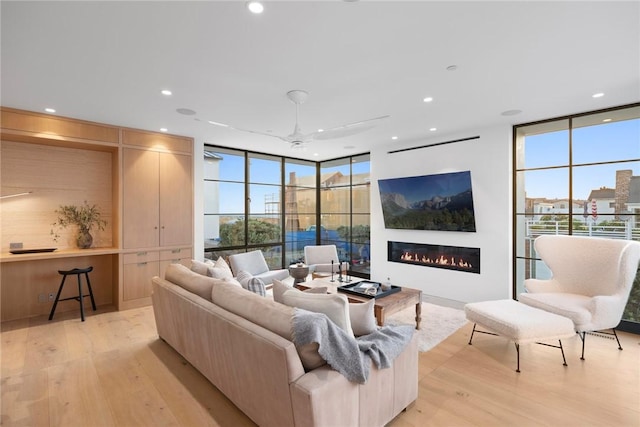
[513,103,640,332]
[320,154,371,277]
[204,146,370,278]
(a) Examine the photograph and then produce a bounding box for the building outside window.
[513,103,640,332]
[204,146,371,278]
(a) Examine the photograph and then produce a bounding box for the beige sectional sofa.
[151,264,418,427]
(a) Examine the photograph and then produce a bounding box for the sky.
[523,118,639,200]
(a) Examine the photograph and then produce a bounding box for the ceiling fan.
[208,90,389,149]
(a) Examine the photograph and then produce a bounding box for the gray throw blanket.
[292,308,415,384]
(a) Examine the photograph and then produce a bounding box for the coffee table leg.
[415,302,422,330]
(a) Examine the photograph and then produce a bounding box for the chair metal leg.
[579,331,586,360]
[468,323,477,345]
[612,328,623,351]
[515,343,520,373]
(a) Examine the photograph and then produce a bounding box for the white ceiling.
[2,1,639,161]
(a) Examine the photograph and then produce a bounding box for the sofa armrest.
[524,278,561,293]
[290,365,359,427]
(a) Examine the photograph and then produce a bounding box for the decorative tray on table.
[9,247,57,254]
[337,280,401,299]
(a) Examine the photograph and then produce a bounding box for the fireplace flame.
[400,251,473,269]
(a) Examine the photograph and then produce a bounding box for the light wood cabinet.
[122,148,192,249]
[0,107,194,320]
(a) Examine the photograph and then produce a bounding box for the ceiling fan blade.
[309,115,390,141]
[208,120,288,142]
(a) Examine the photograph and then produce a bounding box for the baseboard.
[421,294,465,310]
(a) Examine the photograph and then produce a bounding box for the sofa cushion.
[281,290,354,336]
[272,279,328,304]
[349,299,377,336]
[165,263,227,302]
[211,281,325,370]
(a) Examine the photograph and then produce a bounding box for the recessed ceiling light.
[161,89,172,96]
[603,118,612,122]
[44,108,56,113]
[176,108,196,115]
[423,97,433,103]
[246,1,264,14]
[446,65,458,71]
[501,109,522,116]
[592,92,604,98]
[429,128,437,132]
[317,129,324,132]
[160,128,168,132]
[313,153,319,156]
[391,136,398,140]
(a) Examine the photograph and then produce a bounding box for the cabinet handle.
[137,262,148,266]
[161,226,165,229]
[172,259,180,263]
[137,252,147,256]
[154,226,158,230]
[171,249,181,254]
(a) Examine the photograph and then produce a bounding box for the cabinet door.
[123,149,160,248]
[159,152,192,246]
[123,260,159,301]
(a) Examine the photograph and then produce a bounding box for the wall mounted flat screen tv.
[378,171,476,232]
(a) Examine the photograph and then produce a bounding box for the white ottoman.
[464,299,576,372]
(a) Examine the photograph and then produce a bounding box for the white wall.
[370,124,512,304]
[193,140,205,261]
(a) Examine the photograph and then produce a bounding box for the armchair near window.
[304,244,349,274]
[228,250,289,286]
[519,235,640,359]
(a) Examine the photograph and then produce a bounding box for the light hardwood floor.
[1,305,639,426]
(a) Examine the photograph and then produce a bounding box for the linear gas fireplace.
[388,241,480,274]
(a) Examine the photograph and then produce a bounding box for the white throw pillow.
[281,290,354,336]
[207,257,234,280]
[349,299,378,336]
[272,279,328,304]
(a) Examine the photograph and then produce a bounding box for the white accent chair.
[228,250,289,286]
[519,235,640,359]
[304,244,349,274]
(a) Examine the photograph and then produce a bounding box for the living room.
[1,1,639,426]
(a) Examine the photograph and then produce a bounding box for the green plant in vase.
[51,201,107,249]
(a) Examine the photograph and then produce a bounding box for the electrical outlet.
[10,242,23,250]
[38,293,46,303]
[48,293,55,302]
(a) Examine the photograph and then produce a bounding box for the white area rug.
[387,302,468,352]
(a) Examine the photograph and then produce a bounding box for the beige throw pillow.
[207,257,234,280]
[190,259,210,276]
[281,290,354,336]
[349,299,378,336]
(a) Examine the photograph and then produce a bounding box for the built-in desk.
[0,248,119,321]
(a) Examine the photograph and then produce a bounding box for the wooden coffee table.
[295,278,422,329]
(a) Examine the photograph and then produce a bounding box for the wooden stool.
[49,266,96,322]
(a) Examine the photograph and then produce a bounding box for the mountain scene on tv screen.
[378,171,476,232]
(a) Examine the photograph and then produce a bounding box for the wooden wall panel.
[122,129,192,154]
[1,108,119,144]
[1,140,114,250]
